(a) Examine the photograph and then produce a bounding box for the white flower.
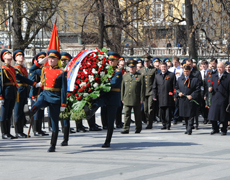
[100,71,105,77]
[83,93,89,97]
[98,64,102,68]
[88,75,94,82]
[92,68,98,74]
[98,55,104,59]
[106,65,110,69]
[79,82,86,87]
[83,69,88,74]
[93,83,99,88]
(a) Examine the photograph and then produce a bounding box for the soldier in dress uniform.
[30,49,67,152]
[153,62,176,130]
[208,62,230,135]
[115,56,126,128]
[139,55,156,129]
[29,52,49,136]
[153,57,161,74]
[13,50,40,138]
[84,52,122,148]
[120,59,145,134]
[136,58,143,72]
[0,50,18,139]
[175,65,200,135]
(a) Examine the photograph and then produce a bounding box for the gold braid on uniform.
[3,69,12,81]
[40,67,46,86]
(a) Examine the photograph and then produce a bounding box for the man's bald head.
[217,62,225,74]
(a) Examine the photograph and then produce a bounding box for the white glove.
[60,107,66,112]
[38,57,48,64]
[0,99,4,105]
[35,82,42,88]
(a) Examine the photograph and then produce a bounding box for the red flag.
[45,22,61,67]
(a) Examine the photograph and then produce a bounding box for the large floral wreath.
[59,49,115,121]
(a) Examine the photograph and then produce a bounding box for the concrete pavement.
[1,115,230,180]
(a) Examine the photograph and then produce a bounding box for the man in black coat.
[186,59,202,129]
[175,65,200,135]
[208,62,230,135]
[153,62,176,130]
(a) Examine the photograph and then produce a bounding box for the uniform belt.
[17,83,28,87]
[111,88,121,92]
[44,87,61,91]
[4,82,16,86]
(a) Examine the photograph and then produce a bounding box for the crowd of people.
[0,48,229,152]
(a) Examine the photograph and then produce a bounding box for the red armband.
[61,103,67,107]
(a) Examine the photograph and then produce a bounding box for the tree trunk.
[97,0,104,49]
[185,0,197,59]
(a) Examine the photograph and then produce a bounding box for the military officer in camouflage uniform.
[139,55,156,129]
[121,59,145,134]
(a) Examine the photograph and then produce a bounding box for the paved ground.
[1,114,230,180]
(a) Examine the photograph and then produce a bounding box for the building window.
[168,4,173,16]
[153,3,163,18]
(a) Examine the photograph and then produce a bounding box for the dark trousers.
[212,120,228,133]
[116,102,123,125]
[160,106,172,128]
[184,117,194,133]
[173,99,180,121]
[31,97,60,132]
[123,104,142,132]
[101,106,107,127]
[14,98,27,123]
[1,98,15,134]
[31,98,44,132]
[144,95,155,127]
[87,115,96,128]
[201,99,208,120]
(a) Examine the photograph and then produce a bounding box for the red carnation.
[77,96,82,100]
[102,60,105,65]
[79,67,83,71]
[75,93,78,97]
[81,76,85,79]
[79,88,83,93]
[173,88,176,93]
[86,83,91,87]
[67,93,71,98]
[96,60,99,63]
[104,70,107,73]
[95,77,99,81]
[76,79,81,84]
[169,92,173,95]
[207,80,210,82]
[82,86,86,89]
[211,82,214,85]
[74,85,78,89]
[77,75,81,78]
[84,78,89,82]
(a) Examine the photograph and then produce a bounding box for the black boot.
[84,104,99,120]
[5,120,17,139]
[61,126,69,146]
[1,121,10,139]
[15,121,27,138]
[48,131,58,152]
[102,128,113,148]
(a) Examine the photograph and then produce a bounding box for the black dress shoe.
[121,130,129,134]
[195,126,198,130]
[61,141,68,146]
[131,119,135,123]
[69,129,76,133]
[192,126,195,129]
[102,142,110,148]
[16,133,28,138]
[173,121,177,125]
[207,121,211,124]
[210,130,219,135]
[184,131,188,134]
[221,132,227,136]
[167,127,170,130]
[188,132,192,135]
[116,124,123,128]
[135,130,141,133]
[145,125,152,129]
[89,126,102,131]
[40,131,49,136]
[2,134,10,139]
[48,146,55,152]
[77,127,88,132]
[34,132,43,136]
[161,127,166,130]
[95,124,101,128]
[7,134,17,139]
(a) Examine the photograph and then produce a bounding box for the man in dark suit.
[175,65,200,135]
[208,62,230,135]
[153,62,176,130]
[204,58,217,124]
[186,59,202,129]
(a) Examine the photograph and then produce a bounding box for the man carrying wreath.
[153,62,176,130]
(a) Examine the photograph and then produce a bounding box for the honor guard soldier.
[0,50,18,139]
[153,62,176,130]
[139,55,156,129]
[60,52,73,146]
[175,65,200,135]
[30,49,67,152]
[13,50,40,138]
[29,52,49,136]
[115,56,126,128]
[84,52,122,148]
[121,59,145,134]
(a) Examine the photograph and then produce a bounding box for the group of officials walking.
[1,48,229,152]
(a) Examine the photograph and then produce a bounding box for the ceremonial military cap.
[108,52,120,60]
[1,49,12,62]
[225,61,230,65]
[153,57,161,63]
[36,52,46,60]
[60,52,72,61]
[181,58,187,66]
[142,54,152,62]
[163,58,170,63]
[13,50,24,61]
[47,49,61,60]
[127,59,138,67]
[119,56,125,61]
[31,55,37,65]
[192,59,196,63]
[136,58,142,64]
